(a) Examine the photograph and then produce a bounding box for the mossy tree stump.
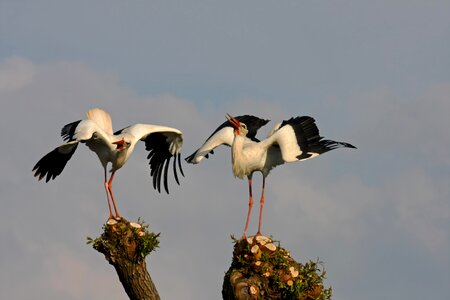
[87,218,160,300]
[222,235,332,300]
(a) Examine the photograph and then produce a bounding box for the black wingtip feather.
[173,155,180,185]
[156,160,164,193]
[163,156,171,194]
[145,132,183,194]
[177,153,184,177]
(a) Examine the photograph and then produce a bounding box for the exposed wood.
[222,235,332,300]
[88,218,160,300]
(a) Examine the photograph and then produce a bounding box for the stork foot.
[107,214,121,221]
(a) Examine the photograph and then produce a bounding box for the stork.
[33,108,184,219]
[186,114,356,237]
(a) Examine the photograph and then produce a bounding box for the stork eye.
[242,124,247,129]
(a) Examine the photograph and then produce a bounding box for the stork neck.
[232,134,245,153]
[231,134,246,178]
[114,148,129,170]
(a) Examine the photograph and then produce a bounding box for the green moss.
[87,218,159,263]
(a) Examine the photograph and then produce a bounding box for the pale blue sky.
[1,1,449,299]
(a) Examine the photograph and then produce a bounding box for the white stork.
[33,108,184,219]
[185,114,356,237]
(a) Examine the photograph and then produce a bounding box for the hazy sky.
[1,1,449,299]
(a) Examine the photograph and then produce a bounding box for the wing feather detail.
[119,124,183,194]
[145,132,183,193]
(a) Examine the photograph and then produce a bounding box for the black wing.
[32,143,78,182]
[144,132,184,194]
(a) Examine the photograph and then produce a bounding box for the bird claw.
[107,215,121,221]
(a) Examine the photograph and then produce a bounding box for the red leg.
[256,176,266,236]
[104,169,114,219]
[106,171,121,218]
[243,174,254,238]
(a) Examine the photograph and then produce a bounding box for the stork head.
[112,138,131,151]
[226,114,248,136]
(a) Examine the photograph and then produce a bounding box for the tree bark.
[88,218,160,300]
[222,235,332,300]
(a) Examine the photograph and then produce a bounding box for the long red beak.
[226,113,240,129]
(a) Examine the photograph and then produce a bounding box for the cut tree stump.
[222,235,332,300]
[88,218,160,300]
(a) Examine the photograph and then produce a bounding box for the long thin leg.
[106,170,121,218]
[243,174,254,238]
[256,176,266,236]
[104,168,114,219]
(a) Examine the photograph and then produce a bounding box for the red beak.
[226,113,240,129]
[112,138,126,151]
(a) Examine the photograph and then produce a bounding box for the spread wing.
[118,124,184,194]
[185,115,269,164]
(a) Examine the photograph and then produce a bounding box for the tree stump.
[222,235,332,300]
[88,218,160,300]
